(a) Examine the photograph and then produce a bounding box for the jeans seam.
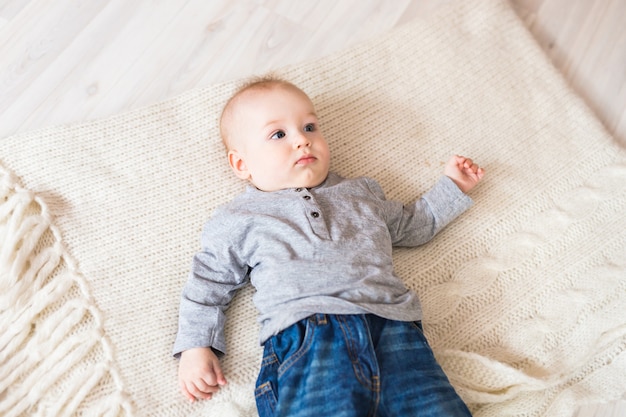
[255,381,272,398]
[261,353,279,367]
[411,320,424,332]
[277,318,315,377]
[337,315,380,393]
[254,381,277,416]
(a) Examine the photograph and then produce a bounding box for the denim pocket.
[254,381,277,417]
[276,317,315,377]
[255,317,317,415]
[255,342,279,417]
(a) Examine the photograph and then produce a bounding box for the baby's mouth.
[296,155,317,165]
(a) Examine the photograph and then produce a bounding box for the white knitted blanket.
[1,0,625,416]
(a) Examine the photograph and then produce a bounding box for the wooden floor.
[0,1,624,415]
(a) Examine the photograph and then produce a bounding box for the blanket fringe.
[0,166,134,417]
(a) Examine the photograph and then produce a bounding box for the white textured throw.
[1,0,625,416]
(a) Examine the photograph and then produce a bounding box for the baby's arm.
[178,347,227,402]
[444,155,485,193]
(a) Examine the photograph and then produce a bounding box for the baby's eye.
[270,130,286,140]
[304,123,316,132]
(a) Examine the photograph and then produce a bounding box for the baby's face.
[226,85,330,192]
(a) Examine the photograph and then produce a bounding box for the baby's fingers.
[212,361,228,386]
[464,163,479,175]
[181,381,204,402]
[182,379,221,402]
[180,383,196,402]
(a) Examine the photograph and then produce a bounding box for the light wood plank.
[510,0,626,145]
[0,0,33,21]
[2,0,145,133]
[0,0,110,114]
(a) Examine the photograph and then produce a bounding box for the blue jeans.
[255,314,472,416]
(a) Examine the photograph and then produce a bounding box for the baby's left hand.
[444,155,485,194]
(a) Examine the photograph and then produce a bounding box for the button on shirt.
[173,172,473,356]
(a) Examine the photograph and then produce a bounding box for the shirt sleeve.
[172,212,249,357]
[370,176,473,247]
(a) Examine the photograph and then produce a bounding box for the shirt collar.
[245,173,335,195]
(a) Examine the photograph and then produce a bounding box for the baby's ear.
[228,150,251,180]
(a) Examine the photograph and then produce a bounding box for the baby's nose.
[293,133,311,148]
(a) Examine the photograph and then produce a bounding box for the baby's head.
[219,76,330,192]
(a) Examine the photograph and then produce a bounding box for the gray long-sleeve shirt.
[173,172,472,356]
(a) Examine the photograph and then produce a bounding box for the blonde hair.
[219,75,306,150]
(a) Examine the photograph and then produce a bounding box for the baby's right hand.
[179,347,227,402]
